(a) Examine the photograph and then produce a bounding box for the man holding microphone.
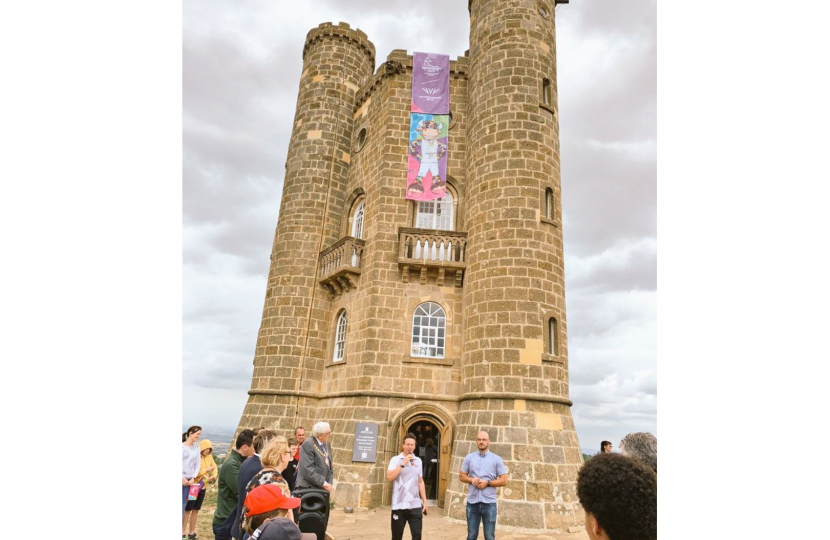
[386,433,428,540]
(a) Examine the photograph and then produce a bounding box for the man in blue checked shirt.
[459,430,508,540]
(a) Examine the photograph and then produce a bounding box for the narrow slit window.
[548,317,559,356]
[545,188,554,219]
[542,78,552,106]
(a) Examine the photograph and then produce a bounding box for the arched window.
[545,188,554,219]
[548,317,559,356]
[351,200,365,239]
[333,310,348,362]
[411,302,446,359]
[416,192,454,231]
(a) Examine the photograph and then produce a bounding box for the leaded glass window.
[416,193,453,231]
[411,302,446,358]
[351,200,365,239]
[333,311,348,362]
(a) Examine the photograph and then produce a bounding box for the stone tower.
[237,1,583,532]
[442,0,582,530]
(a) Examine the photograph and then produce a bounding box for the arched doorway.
[391,404,454,508]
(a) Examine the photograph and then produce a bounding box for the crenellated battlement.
[303,21,375,66]
[353,49,470,112]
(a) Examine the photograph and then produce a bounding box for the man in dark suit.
[294,421,334,493]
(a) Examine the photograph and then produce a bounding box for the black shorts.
[185,486,206,511]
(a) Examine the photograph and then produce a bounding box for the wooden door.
[437,421,453,508]
[399,412,454,508]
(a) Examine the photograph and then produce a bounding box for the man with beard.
[385,434,428,540]
[458,430,508,540]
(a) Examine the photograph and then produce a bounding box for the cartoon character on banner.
[407,118,447,196]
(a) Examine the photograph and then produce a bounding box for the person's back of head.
[243,484,302,536]
[253,429,279,454]
[577,453,656,540]
[236,429,257,451]
[619,432,657,472]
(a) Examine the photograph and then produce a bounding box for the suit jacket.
[294,437,333,489]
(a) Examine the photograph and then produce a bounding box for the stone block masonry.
[236,2,583,532]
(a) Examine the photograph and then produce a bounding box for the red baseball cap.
[244,484,302,516]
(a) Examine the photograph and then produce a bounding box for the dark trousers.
[391,507,423,540]
[212,509,236,540]
[212,522,230,540]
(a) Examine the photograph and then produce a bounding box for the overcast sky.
[183,0,656,451]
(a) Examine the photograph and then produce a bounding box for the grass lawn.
[184,485,217,540]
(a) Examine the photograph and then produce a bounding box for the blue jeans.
[466,502,497,540]
[182,486,190,515]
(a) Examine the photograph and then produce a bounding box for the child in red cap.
[243,484,315,540]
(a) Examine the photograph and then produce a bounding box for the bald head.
[476,430,490,453]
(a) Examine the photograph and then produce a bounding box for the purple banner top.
[411,52,450,114]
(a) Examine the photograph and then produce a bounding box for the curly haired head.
[620,432,657,472]
[577,453,657,540]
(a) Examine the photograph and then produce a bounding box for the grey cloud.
[184,353,254,390]
[566,288,656,340]
[561,139,656,256]
[566,237,657,293]
[569,359,617,387]
[561,0,656,42]
[183,1,657,448]
[312,0,471,64]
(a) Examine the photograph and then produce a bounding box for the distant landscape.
[185,426,600,460]
[184,426,233,457]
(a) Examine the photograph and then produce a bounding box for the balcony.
[319,236,365,297]
[398,227,468,287]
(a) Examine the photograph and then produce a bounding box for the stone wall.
[236,3,583,531]
[442,0,583,531]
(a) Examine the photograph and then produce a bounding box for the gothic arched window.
[333,310,348,362]
[411,302,446,359]
[351,199,365,239]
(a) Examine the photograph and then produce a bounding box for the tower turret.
[239,22,374,433]
[444,0,583,530]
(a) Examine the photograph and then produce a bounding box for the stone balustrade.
[319,236,365,296]
[398,228,467,287]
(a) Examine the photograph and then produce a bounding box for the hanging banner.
[411,52,450,114]
[407,51,450,201]
[406,113,449,200]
